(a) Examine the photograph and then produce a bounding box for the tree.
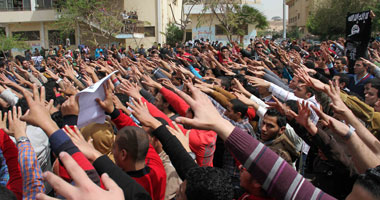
[169,0,201,43]
[307,0,377,40]
[0,34,29,59]
[366,2,380,34]
[199,1,268,44]
[232,4,268,44]
[55,0,124,46]
[162,23,184,47]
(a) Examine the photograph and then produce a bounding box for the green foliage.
[232,5,268,37]
[0,34,29,52]
[365,2,380,34]
[287,28,301,40]
[162,23,184,47]
[307,0,377,40]
[200,1,268,43]
[55,0,124,45]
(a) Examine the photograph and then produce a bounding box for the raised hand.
[8,106,27,140]
[20,85,59,136]
[61,96,79,116]
[0,111,10,134]
[294,101,317,136]
[95,81,114,114]
[58,79,79,96]
[141,74,162,89]
[127,98,161,129]
[36,152,124,200]
[119,80,142,100]
[64,125,102,162]
[175,83,234,140]
[166,122,191,152]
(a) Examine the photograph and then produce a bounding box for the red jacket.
[0,129,22,200]
[129,145,166,200]
[143,89,217,167]
[111,111,166,200]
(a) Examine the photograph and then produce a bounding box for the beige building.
[0,0,183,54]
[184,0,262,46]
[286,0,317,34]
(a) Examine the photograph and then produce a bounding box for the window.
[215,25,225,35]
[185,30,192,41]
[144,26,155,37]
[0,0,31,11]
[298,13,300,19]
[12,31,40,41]
[48,30,76,46]
[0,27,5,35]
[35,0,53,9]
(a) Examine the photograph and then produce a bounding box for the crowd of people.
[0,36,380,200]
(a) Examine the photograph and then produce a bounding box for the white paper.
[76,71,118,128]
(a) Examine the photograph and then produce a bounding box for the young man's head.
[112,126,149,171]
[334,57,347,72]
[154,92,176,114]
[346,165,380,200]
[354,60,368,76]
[175,167,234,200]
[288,76,299,90]
[364,78,380,107]
[220,46,230,59]
[224,99,248,122]
[293,84,315,99]
[333,73,350,90]
[261,108,286,141]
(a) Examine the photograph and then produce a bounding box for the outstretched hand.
[64,125,102,162]
[36,152,124,200]
[96,81,114,114]
[127,98,161,129]
[174,83,234,140]
[20,85,59,136]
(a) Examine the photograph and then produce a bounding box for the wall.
[187,13,257,46]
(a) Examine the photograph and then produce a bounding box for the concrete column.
[76,22,81,45]
[40,22,45,48]
[5,25,10,37]
[31,0,36,11]
[157,0,162,44]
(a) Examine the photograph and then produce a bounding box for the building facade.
[184,0,262,46]
[121,0,182,48]
[0,0,74,54]
[0,0,183,53]
[286,0,320,34]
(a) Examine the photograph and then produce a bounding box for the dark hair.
[219,76,232,91]
[220,46,229,52]
[185,167,233,200]
[305,86,315,97]
[116,126,149,162]
[230,99,248,118]
[337,57,347,65]
[333,73,349,89]
[115,93,129,106]
[0,185,16,200]
[285,100,298,113]
[367,78,380,98]
[355,165,380,198]
[265,108,286,127]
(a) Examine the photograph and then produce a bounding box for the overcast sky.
[254,0,288,20]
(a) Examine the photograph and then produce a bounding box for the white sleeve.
[0,89,19,106]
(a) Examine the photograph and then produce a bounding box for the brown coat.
[264,134,300,164]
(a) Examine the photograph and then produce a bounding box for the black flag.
[345,10,372,74]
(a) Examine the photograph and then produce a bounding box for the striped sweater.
[225,127,336,200]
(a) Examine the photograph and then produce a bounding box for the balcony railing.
[0,6,31,11]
